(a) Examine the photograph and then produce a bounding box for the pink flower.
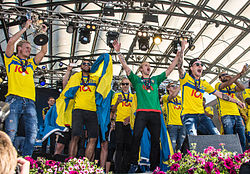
[170,163,180,171]
[65,157,74,162]
[197,157,205,165]
[153,166,160,173]
[211,152,218,157]
[224,158,234,169]
[68,166,74,171]
[234,155,241,163]
[69,171,79,174]
[187,150,193,157]
[45,160,56,166]
[218,157,224,161]
[187,167,196,174]
[204,162,214,174]
[172,152,182,161]
[238,154,245,159]
[229,169,236,174]
[214,168,220,174]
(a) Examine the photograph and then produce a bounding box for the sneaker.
[128,164,138,173]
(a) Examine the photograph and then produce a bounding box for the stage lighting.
[106,31,119,48]
[79,28,91,44]
[137,31,148,37]
[56,79,63,92]
[103,2,114,16]
[39,76,46,86]
[138,37,149,51]
[188,37,195,51]
[86,24,96,31]
[153,34,162,45]
[172,40,181,54]
[42,65,47,70]
[66,22,75,33]
[143,13,158,23]
[59,62,63,67]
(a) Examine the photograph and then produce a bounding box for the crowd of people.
[0,20,249,174]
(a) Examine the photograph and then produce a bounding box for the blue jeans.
[167,125,186,152]
[14,136,25,153]
[5,95,38,156]
[182,114,220,136]
[221,115,246,152]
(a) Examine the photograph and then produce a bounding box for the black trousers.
[42,132,56,154]
[115,122,132,173]
[130,111,161,171]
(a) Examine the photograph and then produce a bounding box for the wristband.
[23,27,27,31]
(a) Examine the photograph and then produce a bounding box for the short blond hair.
[0,131,17,174]
[139,61,149,71]
[16,40,30,53]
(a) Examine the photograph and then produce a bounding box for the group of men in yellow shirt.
[161,44,248,152]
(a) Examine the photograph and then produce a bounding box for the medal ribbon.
[81,72,90,86]
[226,86,231,95]
[142,77,151,90]
[194,79,200,92]
[19,58,28,72]
[121,91,130,103]
[173,97,178,105]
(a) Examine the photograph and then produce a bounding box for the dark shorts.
[72,109,99,138]
[57,128,71,145]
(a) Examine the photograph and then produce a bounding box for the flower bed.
[25,156,104,174]
[167,144,250,174]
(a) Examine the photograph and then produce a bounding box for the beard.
[221,79,228,82]
[82,68,90,73]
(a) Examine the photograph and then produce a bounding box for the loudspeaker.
[181,134,243,154]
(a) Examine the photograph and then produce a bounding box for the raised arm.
[5,20,32,57]
[63,65,73,89]
[168,86,180,101]
[177,40,186,79]
[112,40,131,76]
[214,90,245,108]
[34,24,48,65]
[165,50,180,77]
[219,65,247,91]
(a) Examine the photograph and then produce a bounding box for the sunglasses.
[193,62,204,67]
[219,74,228,78]
[168,85,175,88]
[121,83,129,86]
[82,62,91,66]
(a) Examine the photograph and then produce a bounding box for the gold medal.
[196,92,200,95]
[84,86,88,90]
[147,89,151,93]
[22,72,26,76]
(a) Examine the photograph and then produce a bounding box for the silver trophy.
[27,12,48,46]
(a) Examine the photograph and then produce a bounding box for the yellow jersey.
[162,94,182,125]
[242,88,250,132]
[215,82,240,117]
[180,72,216,115]
[74,75,99,111]
[205,106,214,116]
[111,92,135,122]
[4,54,37,101]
